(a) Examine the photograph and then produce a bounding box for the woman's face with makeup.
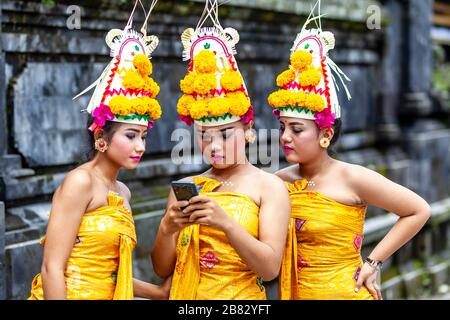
[279,117,322,163]
[196,121,246,169]
[103,124,148,170]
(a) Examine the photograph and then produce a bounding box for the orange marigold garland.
[194,50,217,74]
[228,91,251,116]
[290,50,312,71]
[192,73,216,96]
[189,100,209,119]
[220,70,243,91]
[208,97,230,116]
[133,54,153,76]
[180,72,196,95]
[177,94,195,116]
[276,69,296,88]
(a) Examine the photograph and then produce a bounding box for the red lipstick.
[282,146,294,154]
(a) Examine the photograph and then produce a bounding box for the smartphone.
[171,182,200,202]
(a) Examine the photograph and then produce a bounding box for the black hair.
[327,118,342,156]
[83,115,121,162]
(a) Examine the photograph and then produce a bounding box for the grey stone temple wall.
[0,0,449,299]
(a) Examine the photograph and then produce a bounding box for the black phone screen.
[171,182,199,201]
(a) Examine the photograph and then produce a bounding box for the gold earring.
[320,138,330,149]
[95,138,109,153]
[244,129,257,144]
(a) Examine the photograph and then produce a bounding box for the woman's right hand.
[160,200,192,235]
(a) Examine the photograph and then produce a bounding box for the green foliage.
[432,44,450,100]
[432,65,450,94]
[41,0,55,5]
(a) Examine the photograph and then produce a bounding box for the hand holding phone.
[171,182,199,202]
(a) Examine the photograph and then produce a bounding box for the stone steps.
[382,259,450,299]
[7,169,36,179]
[0,155,23,172]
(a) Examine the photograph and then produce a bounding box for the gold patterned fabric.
[28,192,137,300]
[170,176,266,300]
[279,179,373,300]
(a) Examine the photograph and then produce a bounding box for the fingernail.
[354,288,359,292]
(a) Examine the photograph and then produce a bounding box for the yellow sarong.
[279,179,373,300]
[28,192,137,300]
[170,176,266,300]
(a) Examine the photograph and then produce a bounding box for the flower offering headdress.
[73,0,162,131]
[176,0,254,127]
[268,0,351,129]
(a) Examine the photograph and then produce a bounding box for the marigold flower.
[133,54,153,76]
[220,70,243,91]
[194,50,217,74]
[290,50,313,71]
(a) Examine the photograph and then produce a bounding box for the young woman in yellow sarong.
[28,3,170,300]
[268,2,431,300]
[150,9,291,300]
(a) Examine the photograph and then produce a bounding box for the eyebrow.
[125,128,147,134]
[199,126,235,133]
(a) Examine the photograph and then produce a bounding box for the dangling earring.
[320,138,330,149]
[95,138,109,153]
[245,129,257,144]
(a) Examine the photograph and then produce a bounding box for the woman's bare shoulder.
[59,167,94,193]
[117,181,131,201]
[274,164,299,183]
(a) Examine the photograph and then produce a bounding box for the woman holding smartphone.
[269,4,431,300]
[151,8,291,300]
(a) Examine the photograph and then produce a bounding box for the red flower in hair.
[315,108,335,129]
[147,119,155,129]
[272,109,281,120]
[92,104,114,127]
[241,106,254,124]
[178,115,194,126]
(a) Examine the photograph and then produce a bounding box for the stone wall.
[1,0,449,299]
[0,202,6,300]
[0,0,382,169]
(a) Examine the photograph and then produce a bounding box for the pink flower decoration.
[295,219,306,232]
[200,251,219,269]
[272,109,281,120]
[353,234,363,252]
[314,108,335,129]
[178,115,194,126]
[241,106,254,124]
[147,119,155,129]
[297,251,309,272]
[92,104,114,128]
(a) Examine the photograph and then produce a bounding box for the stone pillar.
[401,0,433,116]
[0,4,6,157]
[0,202,6,300]
[376,0,403,143]
[400,0,450,202]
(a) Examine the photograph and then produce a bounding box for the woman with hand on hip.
[269,2,431,300]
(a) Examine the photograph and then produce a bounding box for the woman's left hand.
[354,263,383,300]
[182,195,232,231]
[160,275,172,299]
